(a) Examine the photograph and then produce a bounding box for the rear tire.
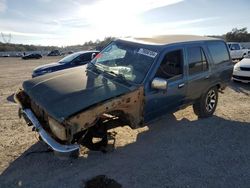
[193,87,218,118]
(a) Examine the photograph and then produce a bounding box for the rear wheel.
[193,87,218,118]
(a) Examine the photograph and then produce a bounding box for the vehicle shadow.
[228,80,250,96]
[1,115,250,188]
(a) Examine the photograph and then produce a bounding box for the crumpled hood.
[23,65,133,122]
[33,62,62,72]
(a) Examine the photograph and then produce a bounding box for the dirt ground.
[0,57,249,188]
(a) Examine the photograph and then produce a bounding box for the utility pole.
[1,32,12,43]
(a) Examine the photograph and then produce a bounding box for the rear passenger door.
[186,45,211,101]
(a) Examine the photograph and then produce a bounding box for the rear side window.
[207,42,230,64]
[187,47,208,75]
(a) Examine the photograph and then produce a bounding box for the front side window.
[187,47,208,75]
[90,41,157,84]
[155,50,183,79]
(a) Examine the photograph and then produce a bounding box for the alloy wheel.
[205,89,217,112]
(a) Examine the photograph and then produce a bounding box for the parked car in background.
[48,50,61,56]
[14,53,24,57]
[227,42,250,60]
[233,58,250,83]
[32,50,99,77]
[22,53,42,60]
[1,54,10,57]
[15,35,233,158]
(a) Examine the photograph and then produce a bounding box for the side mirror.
[151,77,168,90]
[231,46,235,50]
[91,53,97,59]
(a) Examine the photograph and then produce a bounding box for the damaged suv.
[15,35,233,158]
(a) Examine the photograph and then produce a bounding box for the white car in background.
[227,42,250,60]
[233,58,250,83]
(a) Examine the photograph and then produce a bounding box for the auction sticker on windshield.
[138,48,158,58]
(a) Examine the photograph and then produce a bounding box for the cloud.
[0,30,56,37]
[164,17,220,27]
[77,0,184,18]
[0,0,224,46]
[72,0,184,36]
[36,0,51,2]
[0,0,6,13]
[115,17,221,37]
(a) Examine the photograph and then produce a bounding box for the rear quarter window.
[207,41,230,64]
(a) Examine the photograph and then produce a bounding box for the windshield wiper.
[87,62,100,73]
[87,62,95,68]
[103,70,130,85]
[88,64,131,85]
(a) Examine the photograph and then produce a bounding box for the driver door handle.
[178,83,185,88]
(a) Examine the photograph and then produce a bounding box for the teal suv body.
[15,35,233,158]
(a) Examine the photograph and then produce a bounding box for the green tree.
[225,27,250,42]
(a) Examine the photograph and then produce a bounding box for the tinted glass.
[187,47,208,75]
[207,41,230,64]
[79,53,92,62]
[156,50,183,79]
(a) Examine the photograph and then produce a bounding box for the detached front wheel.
[193,87,218,118]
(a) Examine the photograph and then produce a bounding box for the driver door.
[144,48,187,122]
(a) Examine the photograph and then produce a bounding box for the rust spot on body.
[66,87,145,135]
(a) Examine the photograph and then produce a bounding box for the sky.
[0,0,249,46]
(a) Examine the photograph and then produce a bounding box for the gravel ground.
[0,57,249,188]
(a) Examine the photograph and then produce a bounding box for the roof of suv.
[121,35,221,46]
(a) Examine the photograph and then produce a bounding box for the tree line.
[209,27,250,42]
[1,28,250,52]
[0,43,57,52]
[0,36,114,52]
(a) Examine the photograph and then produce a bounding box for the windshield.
[59,53,80,64]
[90,41,157,84]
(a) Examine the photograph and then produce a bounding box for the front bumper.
[233,69,250,83]
[232,75,250,83]
[21,108,80,158]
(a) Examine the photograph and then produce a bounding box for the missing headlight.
[48,117,67,141]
